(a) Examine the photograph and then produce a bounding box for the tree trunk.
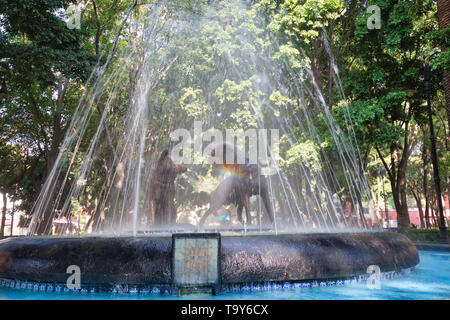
[411,190,425,228]
[424,199,431,228]
[376,122,417,231]
[10,201,14,236]
[437,0,450,142]
[392,184,410,231]
[396,170,411,230]
[376,174,381,225]
[354,186,367,228]
[46,77,69,174]
[431,203,438,227]
[0,193,7,237]
[128,8,140,109]
[383,152,411,231]
[422,137,432,228]
[328,20,335,109]
[304,171,320,228]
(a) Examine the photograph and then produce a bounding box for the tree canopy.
[1,0,449,235]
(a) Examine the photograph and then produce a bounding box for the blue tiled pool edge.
[0,266,416,296]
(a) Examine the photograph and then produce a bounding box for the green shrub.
[405,228,450,243]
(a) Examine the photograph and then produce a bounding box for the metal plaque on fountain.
[171,233,221,292]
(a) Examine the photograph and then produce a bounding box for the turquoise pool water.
[0,250,449,300]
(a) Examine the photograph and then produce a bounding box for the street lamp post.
[424,63,449,244]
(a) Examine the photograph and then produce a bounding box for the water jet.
[0,0,421,297]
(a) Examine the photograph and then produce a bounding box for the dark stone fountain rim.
[0,231,419,294]
[2,229,401,239]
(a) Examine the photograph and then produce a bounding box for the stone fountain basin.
[0,231,418,286]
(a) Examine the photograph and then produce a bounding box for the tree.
[0,0,98,234]
[336,0,438,230]
[437,0,450,142]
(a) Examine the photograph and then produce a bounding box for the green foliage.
[0,0,448,231]
[0,0,97,84]
[282,138,322,173]
[337,0,437,151]
[428,27,450,72]
[261,0,344,43]
[0,0,121,220]
[405,228,450,243]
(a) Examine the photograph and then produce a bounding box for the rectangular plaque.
[172,233,220,287]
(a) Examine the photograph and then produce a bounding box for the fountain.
[0,0,418,295]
